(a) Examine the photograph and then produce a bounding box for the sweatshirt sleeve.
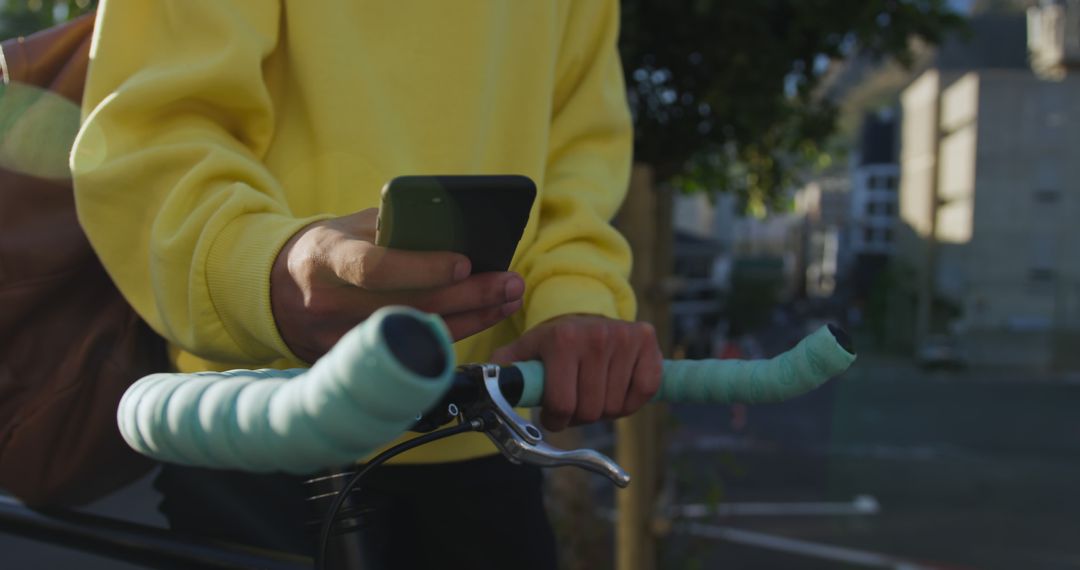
[516,0,637,331]
[72,0,320,365]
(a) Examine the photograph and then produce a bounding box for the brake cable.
[312,417,488,570]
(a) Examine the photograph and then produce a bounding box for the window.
[866,201,896,218]
[1029,268,1057,282]
[1034,188,1060,204]
[1030,235,1057,283]
[866,175,879,190]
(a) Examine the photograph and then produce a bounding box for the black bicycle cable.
[314,417,488,570]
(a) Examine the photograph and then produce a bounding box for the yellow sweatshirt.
[72,0,635,463]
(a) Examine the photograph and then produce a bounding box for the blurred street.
[659,334,1080,570]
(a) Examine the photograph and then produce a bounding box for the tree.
[619,0,965,208]
[0,0,95,41]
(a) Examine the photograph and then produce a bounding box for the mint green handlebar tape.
[116,307,454,474]
[514,325,855,407]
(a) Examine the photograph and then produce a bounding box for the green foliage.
[0,0,95,41]
[620,0,966,201]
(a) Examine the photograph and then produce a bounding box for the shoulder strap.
[0,10,166,507]
[0,12,95,101]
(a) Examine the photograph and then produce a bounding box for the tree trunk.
[612,163,673,570]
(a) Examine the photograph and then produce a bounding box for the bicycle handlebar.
[117,308,456,474]
[117,307,855,475]
[511,323,854,407]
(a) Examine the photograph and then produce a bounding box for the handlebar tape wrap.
[116,307,454,474]
[513,325,855,407]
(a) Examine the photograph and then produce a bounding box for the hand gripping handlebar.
[118,307,855,477]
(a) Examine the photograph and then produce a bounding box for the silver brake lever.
[487,423,631,488]
[480,364,543,444]
[464,364,631,488]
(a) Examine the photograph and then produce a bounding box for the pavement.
[656,343,1080,570]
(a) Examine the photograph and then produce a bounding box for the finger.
[491,342,519,366]
[442,299,522,341]
[330,239,470,291]
[624,324,663,412]
[299,273,515,322]
[602,326,635,419]
[540,332,579,432]
[491,347,514,366]
[490,322,546,366]
[572,327,610,425]
[382,272,524,316]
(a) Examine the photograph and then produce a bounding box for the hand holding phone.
[270,202,528,362]
[375,175,536,274]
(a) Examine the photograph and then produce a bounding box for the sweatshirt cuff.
[524,274,636,331]
[205,212,331,364]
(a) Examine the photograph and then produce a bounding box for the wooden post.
[612,164,672,570]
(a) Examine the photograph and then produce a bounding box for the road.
[658,348,1080,569]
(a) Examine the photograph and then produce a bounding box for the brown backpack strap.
[1,12,95,102]
[0,11,166,506]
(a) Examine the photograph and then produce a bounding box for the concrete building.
[670,192,734,356]
[796,112,899,303]
[897,13,1080,369]
[849,113,900,259]
[1028,0,1080,79]
[795,176,850,298]
[846,113,900,311]
[673,190,803,299]
[731,212,805,301]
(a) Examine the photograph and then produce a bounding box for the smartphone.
[375,175,536,274]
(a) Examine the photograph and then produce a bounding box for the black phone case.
[377,175,536,273]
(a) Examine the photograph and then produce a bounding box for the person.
[72,1,662,567]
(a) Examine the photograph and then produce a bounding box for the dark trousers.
[154,455,558,570]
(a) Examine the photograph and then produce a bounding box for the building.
[671,189,803,344]
[846,112,900,309]
[1028,0,1080,79]
[848,112,900,259]
[897,13,1080,369]
[731,211,804,301]
[670,192,732,356]
[795,176,850,298]
[795,111,899,304]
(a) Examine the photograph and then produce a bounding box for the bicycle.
[1,306,854,569]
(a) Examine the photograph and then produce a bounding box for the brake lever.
[458,364,631,488]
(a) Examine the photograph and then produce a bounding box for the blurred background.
[2,0,1079,569]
